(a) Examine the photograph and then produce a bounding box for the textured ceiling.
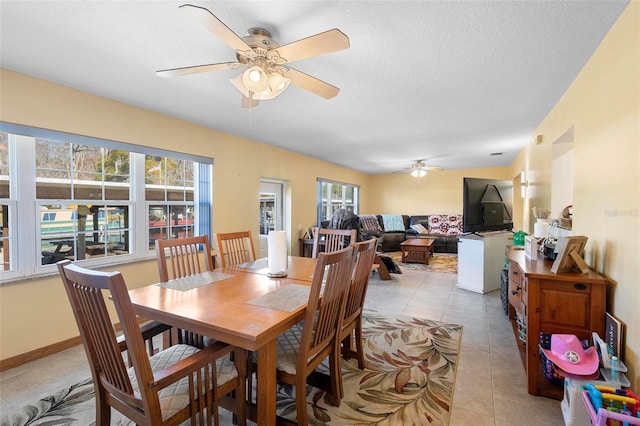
[0,1,628,174]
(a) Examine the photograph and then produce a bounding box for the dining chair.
[215,230,256,268]
[268,246,356,426]
[57,259,246,426]
[311,228,356,258]
[340,238,377,371]
[155,235,215,347]
[156,235,215,281]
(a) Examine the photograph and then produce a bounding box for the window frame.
[0,122,213,283]
[316,178,360,225]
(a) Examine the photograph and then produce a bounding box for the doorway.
[259,180,285,258]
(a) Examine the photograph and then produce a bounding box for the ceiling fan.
[156,4,350,107]
[395,160,443,177]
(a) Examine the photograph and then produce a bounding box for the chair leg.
[354,317,365,370]
[235,348,247,426]
[213,403,220,426]
[95,391,111,426]
[329,352,343,405]
[296,380,308,426]
[246,351,255,405]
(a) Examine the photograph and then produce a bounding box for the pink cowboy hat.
[541,334,599,376]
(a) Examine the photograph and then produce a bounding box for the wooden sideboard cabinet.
[506,249,607,400]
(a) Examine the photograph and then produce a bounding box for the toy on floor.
[582,384,640,426]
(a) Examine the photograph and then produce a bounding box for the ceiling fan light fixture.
[268,72,290,92]
[242,66,269,92]
[249,73,291,100]
[411,168,427,178]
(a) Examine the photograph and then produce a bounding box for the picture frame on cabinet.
[550,236,589,273]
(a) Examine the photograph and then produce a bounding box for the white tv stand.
[457,231,511,293]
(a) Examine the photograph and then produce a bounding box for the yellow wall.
[0,68,371,360]
[510,2,639,388]
[368,167,512,217]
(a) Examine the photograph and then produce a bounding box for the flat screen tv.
[463,177,514,233]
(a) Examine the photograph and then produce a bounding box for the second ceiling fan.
[157,4,350,107]
[396,160,443,177]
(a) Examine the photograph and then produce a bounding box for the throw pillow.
[360,214,383,234]
[381,215,405,232]
[427,214,463,235]
[410,223,428,234]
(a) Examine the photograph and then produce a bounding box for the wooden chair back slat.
[215,231,256,268]
[155,235,214,282]
[311,228,357,258]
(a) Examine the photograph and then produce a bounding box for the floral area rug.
[1,311,462,426]
[387,252,458,274]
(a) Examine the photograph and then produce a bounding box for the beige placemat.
[236,256,293,273]
[155,271,234,291]
[246,284,310,312]
[236,258,269,272]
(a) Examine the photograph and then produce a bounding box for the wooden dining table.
[227,255,316,282]
[127,256,317,425]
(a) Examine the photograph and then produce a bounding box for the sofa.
[356,214,407,252]
[405,214,463,253]
[357,213,462,253]
[376,214,410,252]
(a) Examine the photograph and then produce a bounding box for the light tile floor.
[0,265,565,425]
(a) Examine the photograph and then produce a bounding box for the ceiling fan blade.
[273,29,350,63]
[284,67,339,99]
[156,62,242,77]
[179,4,251,52]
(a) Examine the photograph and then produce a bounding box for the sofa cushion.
[360,214,383,234]
[410,223,428,234]
[380,215,406,232]
[409,215,430,227]
[427,215,463,235]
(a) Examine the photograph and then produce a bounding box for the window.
[0,133,11,273]
[0,123,212,282]
[146,155,196,249]
[317,178,359,225]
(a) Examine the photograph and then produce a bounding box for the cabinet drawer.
[540,281,591,330]
[509,262,522,285]
[508,263,525,314]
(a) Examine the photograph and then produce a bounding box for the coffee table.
[400,238,435,265]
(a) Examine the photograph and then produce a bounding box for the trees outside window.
[0,124,212,282]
